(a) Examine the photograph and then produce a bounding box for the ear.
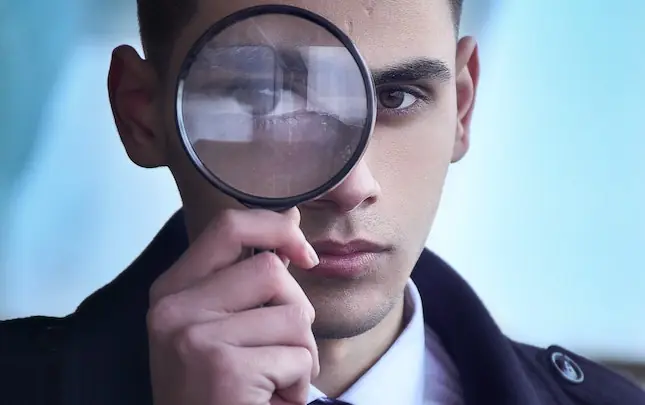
[108,45,167,168]
[452,36,480,163]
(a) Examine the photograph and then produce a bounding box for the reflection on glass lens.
[177,11,370,200]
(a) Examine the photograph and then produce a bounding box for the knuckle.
[284,304,311,327]
[282,306,317,345]
[173,324,209,358]
[283,220,304,243]
[295,346,314,370]
[147,296,180,336]
[284,207,301,225]
[287,306,317,350]
[306,301,316,324]
[284,299,315,326]
[212,209,240,238]
[255,252,286,286]
[258,251,285,272]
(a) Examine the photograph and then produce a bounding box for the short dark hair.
[137,0,463,71]
[136,0,198,72]
[450,0,464,30]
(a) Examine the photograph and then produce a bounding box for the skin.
[108,0,479,401]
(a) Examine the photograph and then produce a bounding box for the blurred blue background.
[1,0,643,364]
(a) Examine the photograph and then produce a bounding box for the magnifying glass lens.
[176,8,374,207]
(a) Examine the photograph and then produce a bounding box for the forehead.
[171,0,456,74]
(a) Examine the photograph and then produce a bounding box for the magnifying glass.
[175,4,376,211]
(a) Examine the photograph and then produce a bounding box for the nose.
[306,158,382,213]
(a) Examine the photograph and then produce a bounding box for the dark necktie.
[308,398,353,405]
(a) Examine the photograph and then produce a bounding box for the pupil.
[379,91,404,109]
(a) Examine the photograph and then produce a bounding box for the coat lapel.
[60,211,541,405]
[411,251,542,405]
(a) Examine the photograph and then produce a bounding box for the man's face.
[116,0,478,339]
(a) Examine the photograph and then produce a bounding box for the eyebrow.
[371,58,452,86]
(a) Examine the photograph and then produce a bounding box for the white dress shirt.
[307,279,464,405]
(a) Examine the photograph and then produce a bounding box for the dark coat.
[1,211,644,405]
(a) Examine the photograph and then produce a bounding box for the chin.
[308,289,400,340]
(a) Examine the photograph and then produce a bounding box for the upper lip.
[310,239,389,256]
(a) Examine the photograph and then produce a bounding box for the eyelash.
[376,85,434,118]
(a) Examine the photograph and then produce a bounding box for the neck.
[312,294,406,397]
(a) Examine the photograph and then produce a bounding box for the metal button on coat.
[551,351,585,384]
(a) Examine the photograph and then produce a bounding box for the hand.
[147,208,320,405]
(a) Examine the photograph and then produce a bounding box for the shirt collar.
[307,279,426,405]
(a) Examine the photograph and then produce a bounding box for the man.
[1,0,643,404]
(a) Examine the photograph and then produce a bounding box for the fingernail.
[306,243,319,267]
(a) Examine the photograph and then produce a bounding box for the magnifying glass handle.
[251,248,276,255]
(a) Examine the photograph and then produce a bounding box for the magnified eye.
[230,77,310,117]
[229,82,277,115]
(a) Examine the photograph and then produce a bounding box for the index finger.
[151,207,318,301]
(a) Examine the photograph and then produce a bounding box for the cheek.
[368,111,456,233]
[372,115,455,191]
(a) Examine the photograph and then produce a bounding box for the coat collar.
[60,210,541,405]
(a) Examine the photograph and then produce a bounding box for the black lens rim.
[175,4,376,210]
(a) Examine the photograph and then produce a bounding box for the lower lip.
[310,252,382,278]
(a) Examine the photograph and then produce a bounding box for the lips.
[307,239,390,279]
[311,239,388,256]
